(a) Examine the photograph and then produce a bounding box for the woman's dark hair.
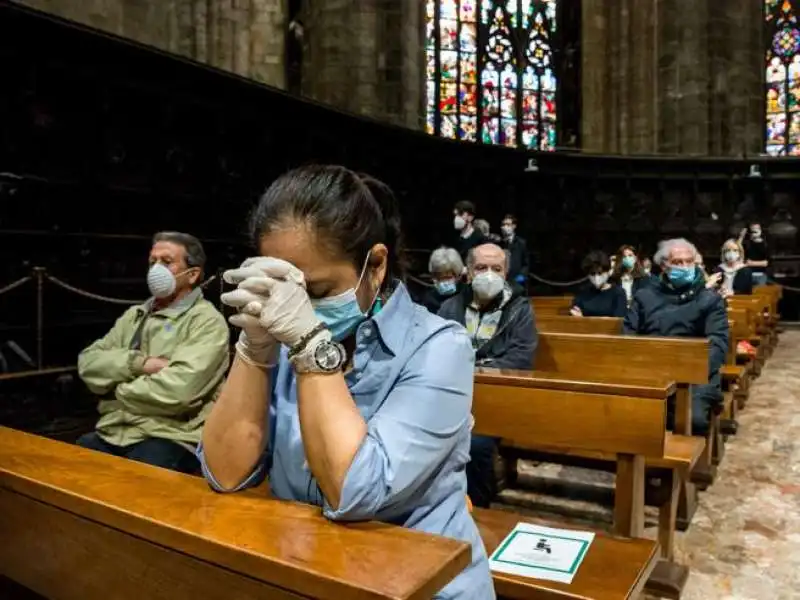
[249,165,406,289]
[581,250,610,274]
[611,244,646,280]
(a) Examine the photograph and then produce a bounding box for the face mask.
[434,280,458,296]
[311,253,377,342]
[453,215,466,230]
[501,225,514,237]
[621,256,636,269]
[642,266,652,275]
[667,265,696,287]
[147,263,188,299]
[589,273,609,288]
[724,250,740,263]
[751,229,762,239]
[472,271,505,301]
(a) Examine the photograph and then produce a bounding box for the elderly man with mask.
[623,238,729,437]
[76,231,230,473]
[438,242,537,507]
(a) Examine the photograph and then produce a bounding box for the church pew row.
[476,370,698,599]
[471,379,663,599]
[0,427,470,600]
[499,332,709,533]
[0,425,658,600]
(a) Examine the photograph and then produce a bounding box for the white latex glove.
[221,258,281,367]
[570,306,583,317]
[223,257,322,349]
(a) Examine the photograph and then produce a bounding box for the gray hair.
[152,231,207,270]
[473,219,491,236]
[428,247,464,275]
[467,243,510,270]
[653,238,698,266]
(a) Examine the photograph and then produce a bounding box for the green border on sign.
[490,531,591,575]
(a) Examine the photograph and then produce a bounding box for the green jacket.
[78,288,230,447]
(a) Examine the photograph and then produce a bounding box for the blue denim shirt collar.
[366,281,414,356]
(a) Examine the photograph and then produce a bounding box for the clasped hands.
[221,257,322,367]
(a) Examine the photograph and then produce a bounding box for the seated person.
[422,247,465,314]
[438,242,537,509]
[77,231,230,473]
[199,166,494,598]
[711,238,754,297]
[623,238,729,436]
[570,250,627,317]
[610,244,650,305]
[438,242,537,369]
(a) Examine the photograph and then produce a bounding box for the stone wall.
[14,0,286,88]
[301,0,425,130]
[582,0,763,156]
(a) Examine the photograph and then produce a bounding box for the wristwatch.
[290,334,347,374]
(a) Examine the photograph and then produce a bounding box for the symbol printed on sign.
[534,539,552,554]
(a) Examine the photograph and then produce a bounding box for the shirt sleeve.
[78,307,143,395]
[322,325,474,521]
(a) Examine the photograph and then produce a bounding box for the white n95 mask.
[472,271,504,301]
[147,263,178,299]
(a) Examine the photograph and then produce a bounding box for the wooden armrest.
[720,365,746,381]
[474,508,659,600]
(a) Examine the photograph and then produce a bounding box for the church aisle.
[677,330,800,599]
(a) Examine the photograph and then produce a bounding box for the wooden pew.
[476,370,700,598]
[535,314,623,335]
[0,427,469,600]
[728,295,774,358]
[471,377,662,600]
[530,296,573,315]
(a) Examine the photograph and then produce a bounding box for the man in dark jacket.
[500,214,529,287]
[623,238,729,437]
[438,242,538,507]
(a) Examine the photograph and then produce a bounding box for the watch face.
[314,341,344,371]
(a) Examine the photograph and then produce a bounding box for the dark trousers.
[76,431,199,474]
[466,435,499,508]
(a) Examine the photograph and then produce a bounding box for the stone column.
[582,0,763,156]
[302,0,425,129]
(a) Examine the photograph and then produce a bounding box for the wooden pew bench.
[0,427,469,600]
[532,332,714,524]
[476,370,701,598]
[535,314,623,335]
[530,296,574,316]
[472,378,663,599]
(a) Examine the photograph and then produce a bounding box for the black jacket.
[502,236,529,281]
[421,282,465,314]
[623,274,729,389]
[438,283,538,370]
[712,265,754,295]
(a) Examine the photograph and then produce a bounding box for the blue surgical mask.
[434,280,457,296]
[622,256,636,269]
[667,265,696,287]
[311,253,377,342]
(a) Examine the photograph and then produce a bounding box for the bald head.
[467,243,508,280]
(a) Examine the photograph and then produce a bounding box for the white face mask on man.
[453,215,467,231]
[472,270,505,301]
[147,263,192,299]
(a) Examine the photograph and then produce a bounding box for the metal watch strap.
[287,322,328,360]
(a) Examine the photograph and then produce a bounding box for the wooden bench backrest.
[535,332,709,385]
[530,296,574,315]
[753,284,782,315]
[0,427,469,600]
[727,296,768,329]
[473,372,666,458]
[535,314,624,335]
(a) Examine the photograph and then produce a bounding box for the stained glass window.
[426,0,558,150]
[765,0,800,156]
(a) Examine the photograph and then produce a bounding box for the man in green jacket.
[77,231,230,473]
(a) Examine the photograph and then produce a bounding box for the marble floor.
[501,330,800,599]
[676,330,800,600]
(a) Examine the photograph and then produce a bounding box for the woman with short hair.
[423,247,465,313]
[570,250,628,317]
